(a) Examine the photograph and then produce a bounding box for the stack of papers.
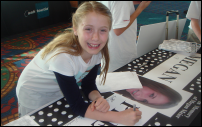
[96,71,143,93]
[4,115,39,126]
[159,39,201,53]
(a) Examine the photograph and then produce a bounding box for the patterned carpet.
[1,22,72,125]
[1,1,191,125]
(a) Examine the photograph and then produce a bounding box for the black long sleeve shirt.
[53,64,100,117]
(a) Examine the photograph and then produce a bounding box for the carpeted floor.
[1,22,72,125]
[1,1,191,125]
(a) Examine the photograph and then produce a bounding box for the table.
[115,48,201,126]
[5,48,201,126]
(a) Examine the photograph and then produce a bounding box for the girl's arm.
[81,64,101,101]
[54,64,142,125]
[85,105,142,126]
[81,64,110,112]
[54,71,90,117]
[81,64,142,125]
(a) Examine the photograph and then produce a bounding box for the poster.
[112,53,201,126]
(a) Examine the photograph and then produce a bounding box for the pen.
[139,61,151,68]
[133,104,136,111]
[133,104,140,111]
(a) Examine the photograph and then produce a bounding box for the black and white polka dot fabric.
[30,97,79,126]
[183,73,201,94]
[115,48,176,75]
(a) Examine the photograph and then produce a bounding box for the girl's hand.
[90,97,110,113]
[118,108,142,126]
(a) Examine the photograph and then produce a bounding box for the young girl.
[16,1,141,126]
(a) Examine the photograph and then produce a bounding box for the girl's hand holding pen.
[90,97,110,113]
[118,108,142,126]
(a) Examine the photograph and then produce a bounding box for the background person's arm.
[113,1,151,36]
[191,18,201,42]
[133,1,142,5]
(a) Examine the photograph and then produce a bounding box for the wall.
[1,1,72,38]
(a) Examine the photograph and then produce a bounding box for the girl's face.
[73,12,110,59]
[126,86,170,105]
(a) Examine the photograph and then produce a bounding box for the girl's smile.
[87,43,100,49]
[132,89,139,95]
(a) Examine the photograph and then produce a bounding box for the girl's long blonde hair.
[41,1,112,85]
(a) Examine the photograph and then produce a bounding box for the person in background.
[114,76,182,109]
[98,1,151,72]
[16,1,141,126]
[186,1,201,43]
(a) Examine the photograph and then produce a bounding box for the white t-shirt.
[99,1,138,72]
[16,48,102,108]
[186,1,201,30]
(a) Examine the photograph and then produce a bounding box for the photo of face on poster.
[114,76,182,109]
[108,75,194,126]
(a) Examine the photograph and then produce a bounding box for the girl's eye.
[101,30,107,32]
[142,99,148,103]
[149,93,154,97]
[149,93,156,99]
[85,28,91,31]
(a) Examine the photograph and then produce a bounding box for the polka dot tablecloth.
[30,98,77,126]
[115,48,176,76]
